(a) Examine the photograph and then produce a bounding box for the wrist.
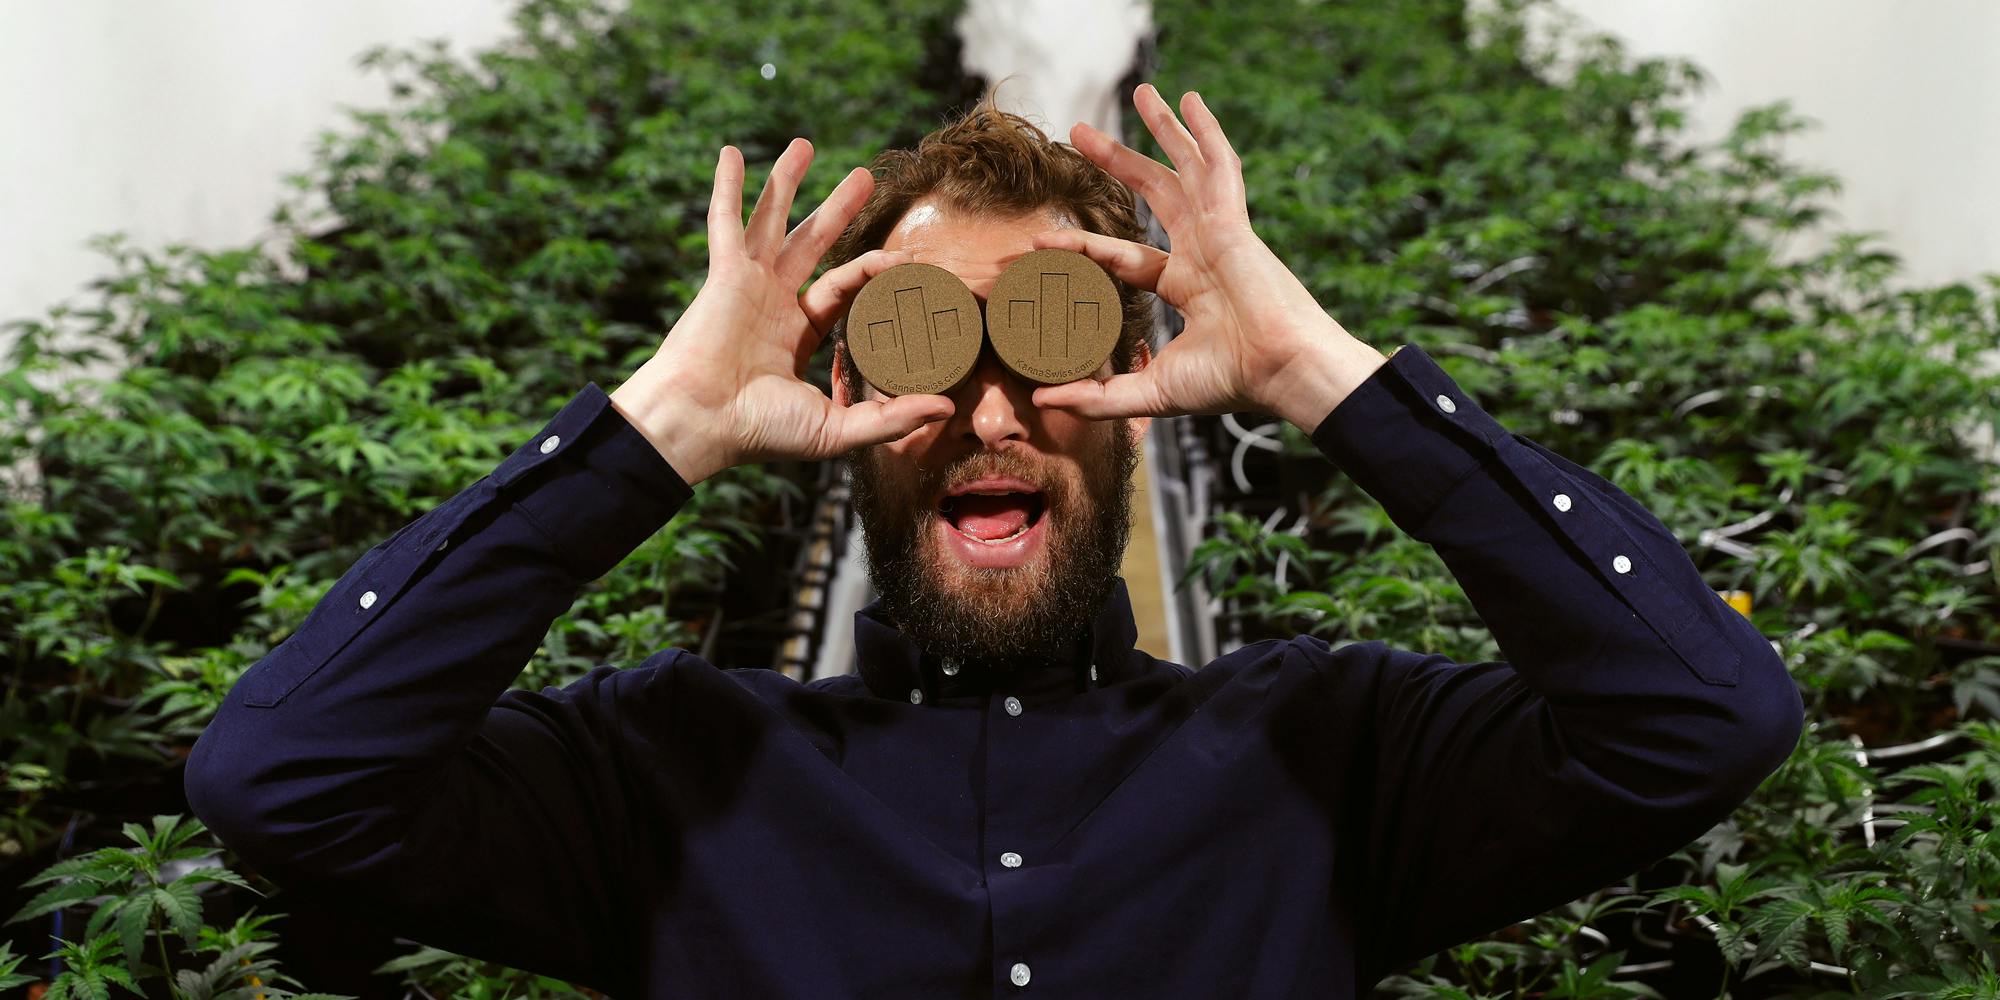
[608,357,729,487]
[1264,327,1390,435]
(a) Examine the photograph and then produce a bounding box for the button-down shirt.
[184,343,1804,998]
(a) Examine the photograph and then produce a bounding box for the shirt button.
[1004,696,1023,717]
[909,688,923,705]
[1001,851,1022,868]
[1010,962,1031,987]
[1435,394,1457,414]
[539,434,560,454]
[1613,554,1632,574]
[358,590,378,610]
[1088,663,1098,683]
[1552,493,1572,512]
[942,658,959,676]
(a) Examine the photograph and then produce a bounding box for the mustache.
[925,451,1054,499]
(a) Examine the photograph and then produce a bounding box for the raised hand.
[610,139,954,486]
[1029,84,1388,434]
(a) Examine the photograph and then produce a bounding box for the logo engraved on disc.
[846,262,982,396]
[987,249,1120,385]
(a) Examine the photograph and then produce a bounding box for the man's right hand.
[609,138,956,486]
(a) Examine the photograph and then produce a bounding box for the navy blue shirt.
[184,343,1803,997]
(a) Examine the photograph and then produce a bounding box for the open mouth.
[937,483,1047,545]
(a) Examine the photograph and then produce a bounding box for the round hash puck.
[844,262,984,396]
[985,248,1121,385]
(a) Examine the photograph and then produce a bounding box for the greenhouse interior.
[3,0,1998,997]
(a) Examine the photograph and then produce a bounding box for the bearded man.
[187,84,1804,998]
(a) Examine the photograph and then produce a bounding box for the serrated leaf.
[153,882,204,946]
[115,900,151,982]
[7,878,110,925]
[176,967,210,1000]
[20,853,122,888]
[178,867,255,892]
[96,964,139,995]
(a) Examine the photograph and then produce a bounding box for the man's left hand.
[1030,84,1388,435]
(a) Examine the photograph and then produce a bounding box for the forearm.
[184,383,693,879]
[1264,325,1394,435]
[1309,344,1803,800]
[1297,344,1804,970]
[611,350,729,486]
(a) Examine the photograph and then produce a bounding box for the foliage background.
[5,0,1999,995]
[1144,0,2000,993]
[2,0,977,993]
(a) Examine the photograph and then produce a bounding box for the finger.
[1031,372,1173,421]
[823,394,955,454]
[746,137,813,262]
[777,166,874,290]
[1133,83,1206,183]
[708,145,746,260]
[1030,228,1169,293]
[1180,91,1247,213]
[799,247,914,337]
[1069,121,1190,231]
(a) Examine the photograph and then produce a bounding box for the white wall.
[9,2,1993,331]
[1536,0,2000,289]
[0,1,517,343]
[1527,0,2000,494]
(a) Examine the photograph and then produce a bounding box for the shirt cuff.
[1308,343,1510,537]
[495,383,695,582]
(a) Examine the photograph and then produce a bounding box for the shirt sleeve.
[182,382,693,996]
[1301,343,1805,978]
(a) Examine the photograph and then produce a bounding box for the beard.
[845,422,1139,669]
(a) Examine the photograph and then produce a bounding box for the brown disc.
[985,248,1121,385]
[843,262,984,396]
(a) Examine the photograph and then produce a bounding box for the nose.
[949,347,1032,449]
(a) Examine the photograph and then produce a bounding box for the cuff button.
[539,435,561,454]
[1612,554,1632,574]
[1435,394,1457,414]
[1552,493,1572,512]
[359,590,378,610]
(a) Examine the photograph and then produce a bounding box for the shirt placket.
[981,674,1065,993]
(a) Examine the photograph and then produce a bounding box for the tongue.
[952,493,1034,541]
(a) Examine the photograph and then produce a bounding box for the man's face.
[837,200,1148,667]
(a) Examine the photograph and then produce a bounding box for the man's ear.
[1128,336,1154,443]
[831,340,853,407]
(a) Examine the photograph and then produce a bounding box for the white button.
[1552,493,1572,512]
[437,539,449,551]
[539,435,560,454]
[1004,696,1023,716]
[1613,554,1632,574]
[1089,663,1097,683]
[1435,394,1457,413]
[1010,963,1031,987]
[909,688,923,705]
[942,658,959,676]
[359,590,378,610]
[1001,851,1022,868]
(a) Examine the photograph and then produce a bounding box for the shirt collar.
[852,576,1140,702]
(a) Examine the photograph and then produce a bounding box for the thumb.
[1030,372,1170,420]
[823,394,955,455]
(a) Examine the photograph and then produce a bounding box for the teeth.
[979,523,1032,544]
[949,520,1034,544]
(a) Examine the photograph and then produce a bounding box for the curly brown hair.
[824,85,1154,400]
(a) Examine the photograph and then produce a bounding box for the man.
[185,84,1804,998]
